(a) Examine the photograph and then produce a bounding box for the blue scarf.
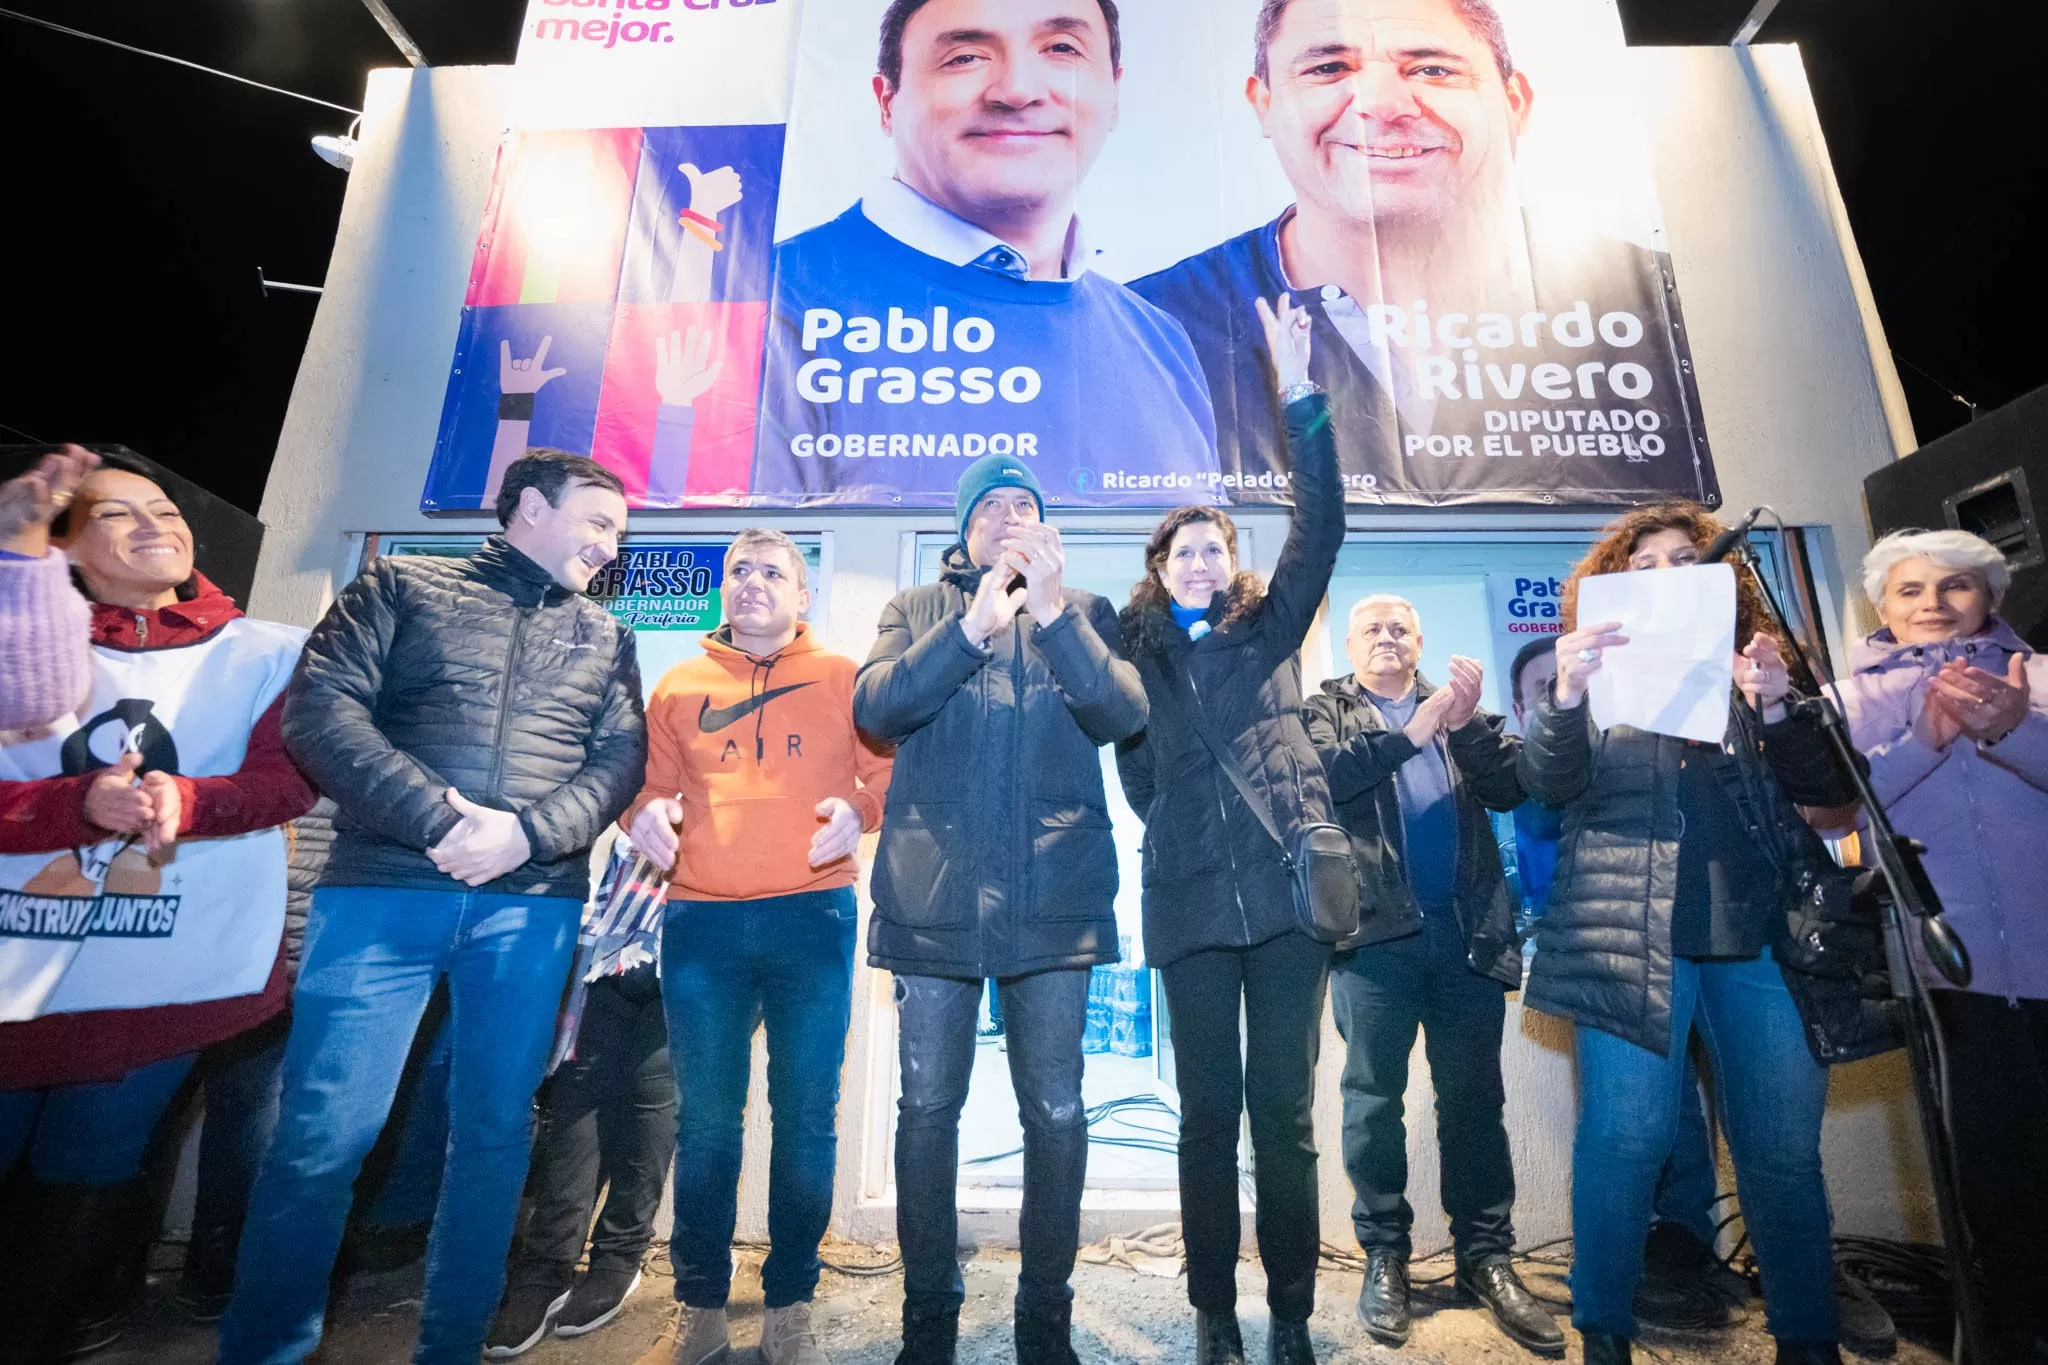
[1169,601,1209,637]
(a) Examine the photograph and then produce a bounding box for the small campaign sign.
[586,542,724,632]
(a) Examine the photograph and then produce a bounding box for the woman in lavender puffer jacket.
[1828,528,2048,1361]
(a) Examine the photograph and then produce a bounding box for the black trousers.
[1932,989,2048,1339]
[1330,913,1517,1264]
[1160,931,1331,1323]
[511,964,678,1288]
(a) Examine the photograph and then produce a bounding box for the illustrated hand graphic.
[499,336,568,396]
[680,163,743,217]
[655,326,723,407]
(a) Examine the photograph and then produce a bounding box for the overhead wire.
[0,6,362,115]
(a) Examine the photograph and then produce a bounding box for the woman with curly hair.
[1519,502,1858,1365]
[1115,294,1344,1365]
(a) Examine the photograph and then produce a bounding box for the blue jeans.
[1571,950,1835,1342]
[1652,1046,1722,1248]
[894,967,1091,1319]
[218,887,578,1365]
[662,889,856,1309]
[0,1052,196,1184]
[358,1007,453,1231]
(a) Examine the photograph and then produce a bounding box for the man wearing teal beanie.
[953,450,1044,547]
[853,446,1146,1365]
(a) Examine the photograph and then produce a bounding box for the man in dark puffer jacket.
[1303,599,1559,1357]
[221,452,646,1365]
[855,452,1146,1365]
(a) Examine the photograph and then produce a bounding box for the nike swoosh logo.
[698,683,816,733]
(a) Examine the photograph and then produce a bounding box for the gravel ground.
[103,1242,1950,1363]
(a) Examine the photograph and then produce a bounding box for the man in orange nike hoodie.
[625,529,891,1365]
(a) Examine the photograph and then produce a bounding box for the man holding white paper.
[1517,504,1857,1365]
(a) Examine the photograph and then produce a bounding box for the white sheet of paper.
[1576,563,1737,744]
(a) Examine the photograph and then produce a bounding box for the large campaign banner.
[426,0,1717,512]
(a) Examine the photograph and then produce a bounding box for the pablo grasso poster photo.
[424,0,1717,512]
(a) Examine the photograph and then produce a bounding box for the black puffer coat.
[1517,688,1856,1054]
[282,537,646,901]
[1303,675,1524,984]
[283,797,337,977]
[854,552,1147,979]
[1115,393,1344,969]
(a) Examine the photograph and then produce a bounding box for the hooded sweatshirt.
[1827,617,2048,1002]
[626,622,891,902]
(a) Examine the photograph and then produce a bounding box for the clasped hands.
[1913,653,2030,751]
[961,522,1066,648]
[1401,656,1484,747]
[429,789,532,886]
[82,751,181,854]
[628,795,862,874]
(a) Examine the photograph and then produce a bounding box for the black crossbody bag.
[1155,650,1360,943]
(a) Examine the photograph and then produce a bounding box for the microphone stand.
[1731,540,1987,1363]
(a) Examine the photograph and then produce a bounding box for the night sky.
[2,0,2042,514]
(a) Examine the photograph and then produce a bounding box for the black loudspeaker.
[0,444,265,607]
[1864,383,2048,648]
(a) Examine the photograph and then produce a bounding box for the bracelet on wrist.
[497,392,537,422]
[1279,378,1323,404]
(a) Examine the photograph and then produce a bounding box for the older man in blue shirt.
[1303,595,1561,1357]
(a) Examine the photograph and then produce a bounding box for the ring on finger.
[1577,648,1597,663]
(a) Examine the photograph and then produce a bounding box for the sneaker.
[634,1303,731,1365]
[483,1281,573,1359]
[1635,1223,1741,1330]
[762,1301,828,1365]
[1833,1268,1896,1359]
[556,1267,643,1339]
[58,1304,129,1361]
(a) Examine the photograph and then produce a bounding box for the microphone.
[1701,506,1764,564]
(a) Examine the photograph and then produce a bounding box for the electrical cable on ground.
[960,1092,1182,1168]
